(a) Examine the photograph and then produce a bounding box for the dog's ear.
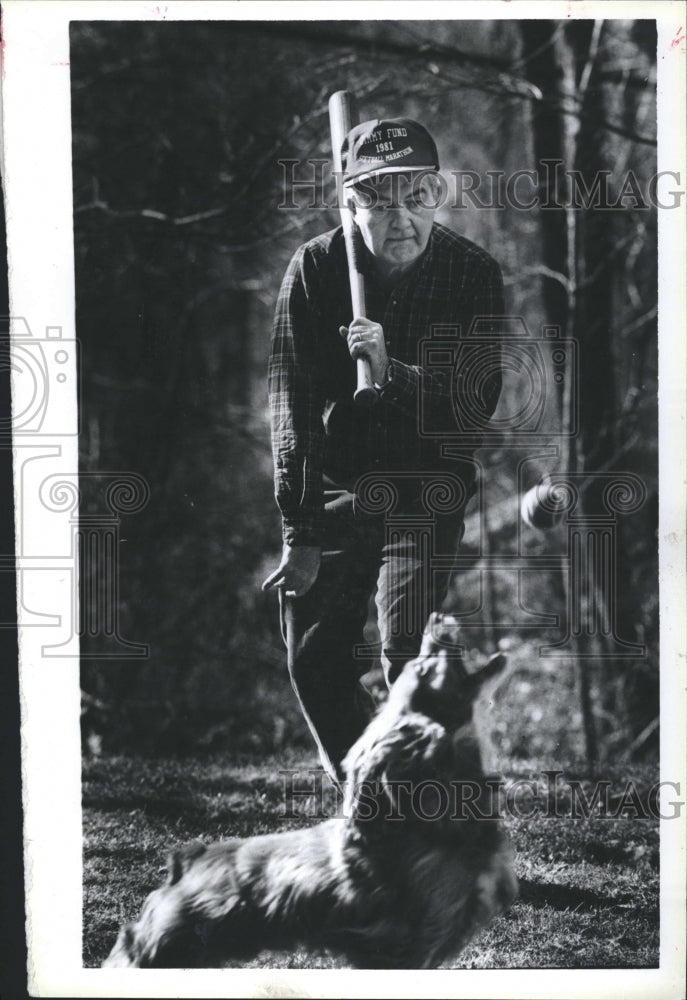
[471,652,509,696]
[167,841,207,885]
[102,923,140,967]
[480,651,508,678]
[120,924,140,962]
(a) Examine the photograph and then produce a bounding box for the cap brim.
[343,165,439,187]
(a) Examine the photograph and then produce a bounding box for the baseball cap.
[341,118,440,187]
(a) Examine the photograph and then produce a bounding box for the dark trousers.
[279,487,466,782]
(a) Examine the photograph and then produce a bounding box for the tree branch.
[503,265,571,292]
[74,198,228,227]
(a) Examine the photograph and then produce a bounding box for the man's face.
[350,172,439,269]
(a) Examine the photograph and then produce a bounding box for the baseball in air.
[521,480,567,530]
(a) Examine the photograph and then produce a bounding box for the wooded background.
[72,19,658,765]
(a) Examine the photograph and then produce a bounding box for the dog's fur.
[103,615,517,969]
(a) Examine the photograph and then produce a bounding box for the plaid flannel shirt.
[269,222,505,546]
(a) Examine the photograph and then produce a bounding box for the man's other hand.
[261,544,321,598]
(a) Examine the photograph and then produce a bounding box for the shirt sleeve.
[380,256,505,433]
[268,246,326,547]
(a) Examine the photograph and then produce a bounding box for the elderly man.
[263,116,504,781]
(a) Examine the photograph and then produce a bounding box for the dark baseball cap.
[341,118,440,187]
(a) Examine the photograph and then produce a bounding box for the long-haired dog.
[104,614,517,969]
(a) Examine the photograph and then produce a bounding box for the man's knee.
[287,646,321,693]
[286,622,348,686]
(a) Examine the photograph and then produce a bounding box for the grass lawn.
[83,750,660,969]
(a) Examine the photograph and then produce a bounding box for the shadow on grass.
[517,877,634,912]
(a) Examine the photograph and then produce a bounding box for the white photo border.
[3,1,685,997]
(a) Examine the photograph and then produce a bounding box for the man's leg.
[280,492,379,782]
[376,512,466,685]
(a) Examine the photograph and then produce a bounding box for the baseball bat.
[328,90,378,407]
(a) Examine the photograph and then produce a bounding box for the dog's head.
[384,614,508,731]
[103,842,212,968]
